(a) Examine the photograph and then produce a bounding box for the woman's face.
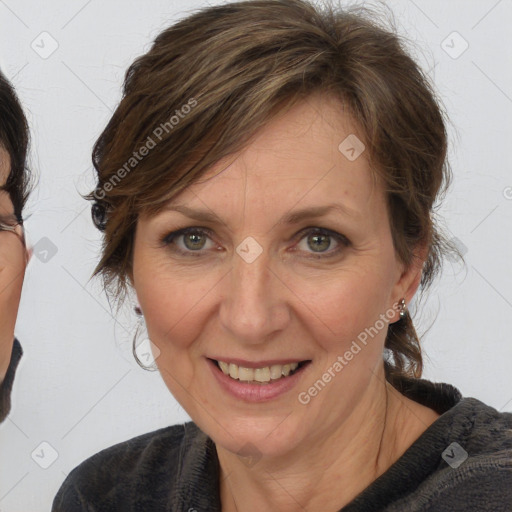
[0,148,26,379]
[132,95,419,458]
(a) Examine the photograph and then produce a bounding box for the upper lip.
[208,357,310,368]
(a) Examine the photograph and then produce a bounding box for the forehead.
[170,95,380,213]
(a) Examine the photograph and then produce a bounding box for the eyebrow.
[161,202,359,225]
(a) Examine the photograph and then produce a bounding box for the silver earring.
[399,298,407,319]
[132,309,160,371]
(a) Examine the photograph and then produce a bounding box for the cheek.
[288,263,393,353]
[0,192,14,216]
[134,260,220,352]
[134,270,215,401]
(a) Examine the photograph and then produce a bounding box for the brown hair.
[88,0,462,384]
[0,69,31,222]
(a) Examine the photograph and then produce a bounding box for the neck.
[218,368,439,512]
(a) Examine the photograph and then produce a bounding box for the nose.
[218,241,290,345]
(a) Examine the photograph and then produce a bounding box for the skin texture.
[132,94,440,511]
[0,147,28,382]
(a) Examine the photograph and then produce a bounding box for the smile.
[213,359,309,384]
[207,357,312,402]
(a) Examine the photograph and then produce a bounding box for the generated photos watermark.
[94,98,198,201]
[298,301,401,405]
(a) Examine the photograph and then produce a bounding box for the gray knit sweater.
[52,377,512,511]
[0,338,22,423]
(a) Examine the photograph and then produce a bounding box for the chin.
[202,412,307,459]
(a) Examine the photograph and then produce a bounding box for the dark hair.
[88,0,463,383]
[0,69,30,222]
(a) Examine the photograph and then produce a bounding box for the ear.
[389,241,428,322]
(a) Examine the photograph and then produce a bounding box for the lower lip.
[207,358,310,403]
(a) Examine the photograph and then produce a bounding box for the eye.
[293,227,350,258]
[161,226,350,259]
[162,227,217,256]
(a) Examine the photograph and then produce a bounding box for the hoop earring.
[398,298,407,319]
[132,309,160,371]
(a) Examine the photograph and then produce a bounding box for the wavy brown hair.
[0,69,31,223]
[88,0,462,384]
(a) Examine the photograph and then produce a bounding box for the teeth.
[270,365,282,379]
[228,363,239,379]
[254,367,270,382]
[217,360,300,383]
[238,367,254,381]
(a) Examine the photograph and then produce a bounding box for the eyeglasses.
[0,221,19,233]
[0,218,25,244]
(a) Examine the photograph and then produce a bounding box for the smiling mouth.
[211,359,311,384]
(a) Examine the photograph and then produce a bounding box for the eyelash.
[161,226,350,259]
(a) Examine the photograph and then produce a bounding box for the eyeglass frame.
[0,216,26,245]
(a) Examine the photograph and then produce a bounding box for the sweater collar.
[171,422,222,511]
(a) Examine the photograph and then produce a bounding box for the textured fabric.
[0,337,22,423]
[52,377,512,511]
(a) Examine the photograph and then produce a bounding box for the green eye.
[306,233,332,252]
[294,227,350,258]
[161,226,350,259]
[182,231,208,251]
[162,227,216,257]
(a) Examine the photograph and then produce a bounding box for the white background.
[0,0,511,510]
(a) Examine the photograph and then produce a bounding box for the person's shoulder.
[403,376,512,456]
[52,421,202,511]
[415,448,512,512]
[437,395,512,487]
[406,397,512,511]
[461,396,512,456]
[0,338,23,423]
